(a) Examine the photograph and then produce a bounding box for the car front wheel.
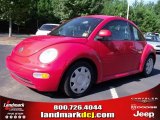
[63,61,96,98]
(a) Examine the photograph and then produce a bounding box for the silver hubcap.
[146,58,154,75]
[70,67,91,94]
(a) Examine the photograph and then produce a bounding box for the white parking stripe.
[110,87,119,99]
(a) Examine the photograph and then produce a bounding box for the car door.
[96,20,140,80]
[129,24,146,69]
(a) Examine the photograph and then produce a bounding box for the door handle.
[130,46,137,52]
[138,49,143,54]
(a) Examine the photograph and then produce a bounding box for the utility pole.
[9,1,13,37]
[127,0,130,19]
[9,17,12,37]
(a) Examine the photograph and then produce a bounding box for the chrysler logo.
[131,98,158,103]
[18,47,24,52]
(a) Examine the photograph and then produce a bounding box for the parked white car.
[145,35,160,53]
[36,23,59,35]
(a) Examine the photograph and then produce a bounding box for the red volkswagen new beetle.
[6,15,156,98]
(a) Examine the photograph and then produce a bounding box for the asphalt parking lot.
[0,44,160,102]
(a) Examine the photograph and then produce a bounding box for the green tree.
[130,1,157,33]
[0,0,159,34]
[154,0,160,32]
[37,0,60,25]
[102,0,128,18]
[52,0,104,21]
[0,0,31,36]
[154,0,160,15]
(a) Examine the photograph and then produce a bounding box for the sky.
[129,0,158,5]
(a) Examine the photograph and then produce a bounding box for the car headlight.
[39,48,58,64]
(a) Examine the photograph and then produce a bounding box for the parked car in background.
[36,23,59,35]
[7,15,156,98]
[154,33,159,37]
[145,35,160,53]
[144,32,153,37]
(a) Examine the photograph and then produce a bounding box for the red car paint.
[6,15,156,92]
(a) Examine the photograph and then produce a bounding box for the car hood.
[13,35,87,57]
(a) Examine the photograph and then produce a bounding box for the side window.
[102,20,131,41]
[131,25,145,41]
[132,27,139,40]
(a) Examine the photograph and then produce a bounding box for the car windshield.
[49,17,103,38]
[39,24,58,31]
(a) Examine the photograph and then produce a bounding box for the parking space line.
[110,87,118,99]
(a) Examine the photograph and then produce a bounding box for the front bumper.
[6,56,65,92]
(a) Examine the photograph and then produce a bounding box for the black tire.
[142,55,154,77]
[62,61,96,98]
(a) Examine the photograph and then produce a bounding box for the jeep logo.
[133,111,154,118]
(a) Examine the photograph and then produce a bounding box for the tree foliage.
[0,0,31,25]
[129,1,157,32]
[102,0,160,33]
[0,0,160,34]
[52,0,104,21]
[154,0,160,32]
[102,0,128,18]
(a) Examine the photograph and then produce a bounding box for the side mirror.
[98,29,112,37]
[96,29,112,41]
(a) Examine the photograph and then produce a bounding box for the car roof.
[83,15,129,21]
[85,15,115,19]
[42,23,60,26]
[82,15,135,25]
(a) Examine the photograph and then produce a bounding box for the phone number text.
[54,105,102,111]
